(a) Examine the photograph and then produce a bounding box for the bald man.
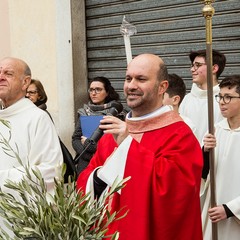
[0,57,63,235]
[77,54,203,240]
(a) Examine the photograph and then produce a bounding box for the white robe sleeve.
[227,197,240,223]
[97,135,132,193]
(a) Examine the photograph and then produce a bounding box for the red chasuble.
[77,111,203,240]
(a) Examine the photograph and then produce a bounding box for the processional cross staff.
[120,16,137,64]
[201,0,218,239]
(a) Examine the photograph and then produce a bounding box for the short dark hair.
[89,76,120,103]
[219,75,240,95]
[157,62,168,82]
[166,74,186,105]
[189,49,226,79]
[30,79,48,104]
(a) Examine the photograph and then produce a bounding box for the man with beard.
[77,54,203,240]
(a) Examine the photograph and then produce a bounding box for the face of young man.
[124,54,168,117]
[190,56,208,89]
[218,86,240,120]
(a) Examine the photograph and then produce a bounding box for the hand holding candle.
[120,16,137,64]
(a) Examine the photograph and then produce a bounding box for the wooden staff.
[201,0,218,239]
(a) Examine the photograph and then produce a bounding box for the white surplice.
[179,83,223,143]
[0,98,63,236]
[201,118,240,239]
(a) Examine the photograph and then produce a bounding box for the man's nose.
[190,66,196,72]
[0,72,5,78]
[127,79,138,89]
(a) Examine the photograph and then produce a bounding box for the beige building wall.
[0,0,11,57]
[0,0,74,152]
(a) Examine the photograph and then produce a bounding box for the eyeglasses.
[88,87,104,94]
[190,62,206,70]
[215,94,240,104]
[26,90,38,96]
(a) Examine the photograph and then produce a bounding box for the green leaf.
[0,118,127,239]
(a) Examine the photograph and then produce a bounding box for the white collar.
[191,83,220,98]
[126,105,173,121]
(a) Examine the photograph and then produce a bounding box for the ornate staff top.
[201,0,215,44]
[201,0,215,18]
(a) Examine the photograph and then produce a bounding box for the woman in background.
[26,79,48,111]
[26,79,74,182]
[72,76,126,175]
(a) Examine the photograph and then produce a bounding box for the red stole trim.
[126,111,183,142]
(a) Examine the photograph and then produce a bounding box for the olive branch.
[0,119,128,239]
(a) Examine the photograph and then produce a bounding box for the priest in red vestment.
[77,54,203,240]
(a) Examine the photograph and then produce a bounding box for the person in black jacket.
[72,76,126,175]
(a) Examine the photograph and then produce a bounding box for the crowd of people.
[0,49,239,239]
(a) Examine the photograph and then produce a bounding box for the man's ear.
[212,64,219,74]
[159,80,169,94]
[22,76,31,90]
[172,95,180,107]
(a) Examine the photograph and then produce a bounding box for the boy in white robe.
[202,75,240,239]
[179,49,226,143]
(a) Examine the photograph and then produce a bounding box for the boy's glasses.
[215,94,240,104]
[190,62,206,70]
